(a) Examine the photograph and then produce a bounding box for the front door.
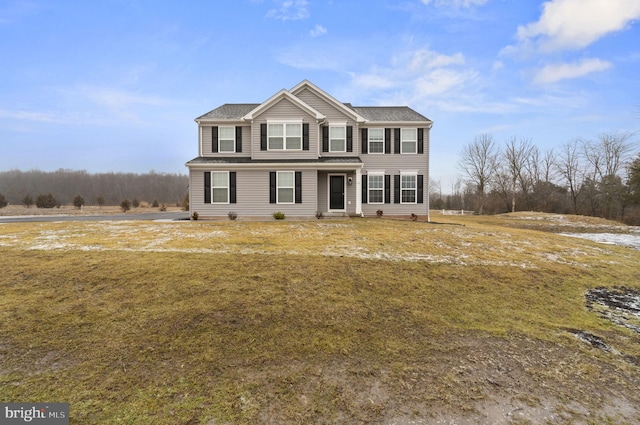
[329,175,345,211]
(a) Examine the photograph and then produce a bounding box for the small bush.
[152,199,159,208]
[315,211,324,219]
[132,198,140,208]
[36,193,57,209]
[273,211,285,220]
[159,203,167,212]
[22,194,33,208]
[410,213,418,221]
[376,209,384,218]
[191,211,199,221]
[228,211,238,221]
[73,195,85,209]
[121,199,132,212]
[0,193,7,209]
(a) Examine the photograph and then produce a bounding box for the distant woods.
[0,169,188,207]
[434,131,640,225]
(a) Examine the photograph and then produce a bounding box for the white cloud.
[310,24,327,37]
[533,58,612,84]
[514,0,640,52]
[420,0,488,7]
[266,0,309,21]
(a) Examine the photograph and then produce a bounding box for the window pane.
[401,190,416,203]
[369,189,383,203]
[212,172,228,186]
[219,126,235,139]
[401,128,417,141]
[219,140,235,152]
[269,124,283,137]
[401,175,416,188]
[278,188,294,203]
[369,175,383,189]
[330,126,345,138]
[286,123,301,136]
[278,172,294,186]
[369,128,383,141]
[402,141,416,153]
[286,136,301,150]
[269,137,283,149]
[213,188,228,203]
[369,142,383,153]
[330,139,345,151]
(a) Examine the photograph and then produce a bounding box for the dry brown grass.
[1,213,639,424]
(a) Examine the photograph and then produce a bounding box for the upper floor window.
[219,126,236,153]
[401,173,417,203]
[401,128,417,154]
[329,126,346,152]
[268,122,302,150]
[368,129,384,154]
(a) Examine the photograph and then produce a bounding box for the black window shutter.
[235,126,242,153]
[384,128,391,154]
[295,171,302,204]
[322,126,329,152]
[417,128,424,154]
[417,175,424,204]
[204,172,211,203]
[394,128,401,154]
[303,123,309,150]
[362,175,368,204]
[230,172,237,204]
[394,175,400,204]
[361,128,368,154]
[212,126,219,153]
[261,124,267,151]
[269,172,276,203]
[346,126,353,152]
[385,175,391,204]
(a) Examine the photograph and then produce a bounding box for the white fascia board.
[187,162,363,171]
[290,80,368,123]
[243,89,325,121]
[362,121,433,127]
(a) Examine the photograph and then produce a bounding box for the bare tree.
[457,134,500,214]
[555,139,584,214]
[503,137,536,212]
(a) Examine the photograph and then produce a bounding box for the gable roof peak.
[290,80,367,123]
[243,88,325,121]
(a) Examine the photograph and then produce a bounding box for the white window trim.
[329,123,347,153]
[211,171,230,204]
[400,172,418,204]
[276,171,295,204]
[267,120,303,151]
[367,172,385,205]
[400,128,418,154]
[368,128,384,154]
[218,126,236,153]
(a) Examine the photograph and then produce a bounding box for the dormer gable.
[243,89,325,121]
[290,80,367,123]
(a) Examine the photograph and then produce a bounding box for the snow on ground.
[560,233,640,250]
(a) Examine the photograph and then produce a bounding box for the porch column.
[355,167,362,216]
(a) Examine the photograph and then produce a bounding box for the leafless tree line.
[0,169,189,207]
[431,131,640,224]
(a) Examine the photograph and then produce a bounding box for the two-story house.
[186,80,432,219]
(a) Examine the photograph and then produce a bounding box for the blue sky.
[1,0,639,187]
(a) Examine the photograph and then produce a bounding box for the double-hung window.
[329,125,346,152]
[368,173,384,204]
[277,171,295,204]
[401,128,417,154]
[212,171,229,203]
[401,173,417,204]
[368,128,384,154]
[218,126,235,153]
[268,122,302,150]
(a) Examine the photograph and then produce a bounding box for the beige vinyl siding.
[317,171,359,215]
[190,169,318,218]
[360,126,430,217]
[251,98,319,160]
[295,88,360,157]
[200,124,251,157]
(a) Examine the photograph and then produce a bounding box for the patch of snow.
[560,233,640,250]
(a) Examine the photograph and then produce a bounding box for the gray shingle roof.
[196,104,260,121]
[353,106,431,122]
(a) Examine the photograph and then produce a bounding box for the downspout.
[426,122,433,223]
